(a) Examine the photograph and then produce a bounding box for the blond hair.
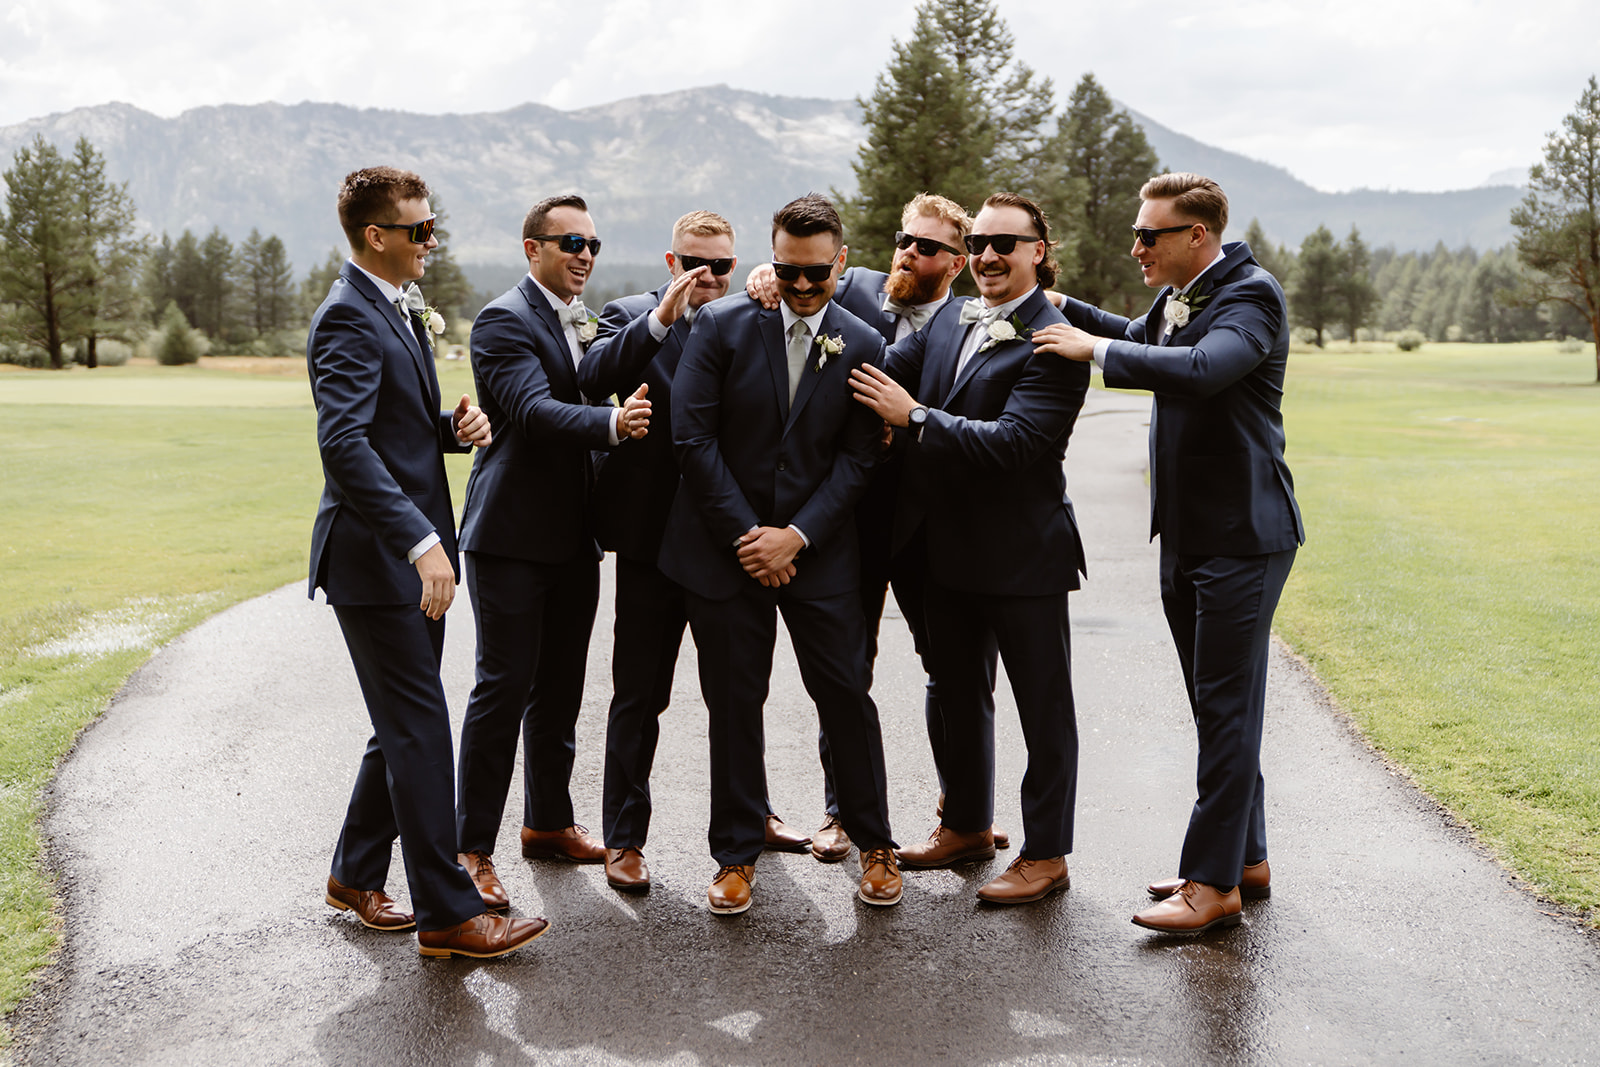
[1140,173,1229,235]
[901,193,972,240]
[672,210,735,244]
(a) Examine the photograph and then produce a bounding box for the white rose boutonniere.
[577,315,599,345]
[421,307,447,335]
[978,313,1033,352]
[1163,287,1211,332]
[1163,298,1190,328]
[816,332,845,371]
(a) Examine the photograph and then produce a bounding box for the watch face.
[910,406,927,426]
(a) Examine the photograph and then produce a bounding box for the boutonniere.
[978,313,1033,352]
[402,283,447,337]
[577,315,599,346]
[1163,287,1212,330]
[816,332,845,371]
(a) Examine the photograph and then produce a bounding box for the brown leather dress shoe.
[896,824,996,868]
[458,850,509,911]
[858,848,903,906]
[810,814,852,863]
[707,864,755,915]
[934,793,1010,849]
[520,824,605,863]
[1132,880,1242,933]
[763,815,813,852]
[1148,859,1270,900]
[976,855,1070,904]
[325,875,415,931]
[605,847,650,893]
[417,912,550,958]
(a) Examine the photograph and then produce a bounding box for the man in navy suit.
[747,194,1016,859]
[578,210,811,893]
[453,194,651,911]
[1033,172,1305,933]
[308,166,546,958]
[660,193,902,914]
[851,192,1088,905]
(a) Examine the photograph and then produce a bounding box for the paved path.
[16,392,1600,1065]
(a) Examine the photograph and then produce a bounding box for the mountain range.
[0,86,1526,291]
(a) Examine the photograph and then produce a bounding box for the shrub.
[95,340,132,367]
[1556,336,1585,353]
[152,302,206,365]
[1395,329,1426,351]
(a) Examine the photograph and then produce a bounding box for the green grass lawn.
[0,356,480,1034]
[1274,341,1600,914]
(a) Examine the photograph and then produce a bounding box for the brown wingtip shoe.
[458,850,510,911]
[325,875,415,931]
[896,824,996,869]
[1132,880,1242,934]
[520,824,605,863]
[763,815,813,852]
[975,855,1070,904]
[708,864,755,915]
[1148,859,1270,901]
[417,912,550,958]
[605,847,651,893]
[810,814,852,863]
[858,848,903,906]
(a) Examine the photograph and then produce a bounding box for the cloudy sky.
[2,0,1594,192]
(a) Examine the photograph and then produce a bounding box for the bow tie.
[561,301,591,328]
[399,284,427,316]
[958,300,1005,327]
[883,296,934,332]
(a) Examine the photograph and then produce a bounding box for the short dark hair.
[1140,173,1229,235]
[523,194,589,241]
[337,167,430,251]
[981,191,1059,289]
[771,193,843,245]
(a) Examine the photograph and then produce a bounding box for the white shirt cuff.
[647,309,669,342]
[1092,338,1111,369]
[787,524,810,548]
[407,531,441,564]
[608,410,622,446]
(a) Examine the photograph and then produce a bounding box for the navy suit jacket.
[883,285,1089,598]
[660,294,887,601]
[307,261,469,605]
[459,275,616,564]
[833,267,896,340]
[578,284,687,565]
[1058,241,1305,557]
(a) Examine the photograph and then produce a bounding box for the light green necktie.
[786,319,810,405]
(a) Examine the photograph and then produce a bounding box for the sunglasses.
[370,215,436,244]
[772,260,836,283]
[963,233,1039,256]
[894,231,964,258]
[677,254,734,276]
[1131,224,1197,247]
[532,233,603,256]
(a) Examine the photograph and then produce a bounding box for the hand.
[736,526,803,585]
[1043,289,1067,309]
[744,263,781,310]
[414,542,456,620]
[849,363,918,427]
[878,420,894,453]
[656,266,710,327]
[1031,322,1097,362]
[452,394,492,447]
[615,383,651,439]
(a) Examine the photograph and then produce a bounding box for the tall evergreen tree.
[170,230,206,331]
[417,196,475,340]
[1242,218,1294,285]
[1509,75,1600,378]
[68,137,144,367]
[302,248,344,322]
[1340,226,1378,341]
[1289,225,1342,346]
[0,136,82,368]
[1042,73,1159,314]
[195,227,235,340]
[238,229,296,334]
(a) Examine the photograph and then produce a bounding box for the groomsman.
[851,192,1088,904]
[453,194,651,910]
[661,193,902,914]
[1033,173,1304,934]
[747,194,1012,858]
[577,210,811,894]
[308,166,546,957]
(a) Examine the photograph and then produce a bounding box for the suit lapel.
[784,307,832,434]
[758,307,790,421]
[342,263,436,406]
[519,276,581,395]
[930,299,972,405]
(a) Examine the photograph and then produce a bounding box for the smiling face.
[667,231,737,308]
[525,205,597,301]
[886,213,966,305]
[363,196,437,287]
[771,229,845,318]
[1131,197,1209,290]
[968,204,1044,306]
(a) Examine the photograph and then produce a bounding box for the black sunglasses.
[963,233,1040,256]
[677,254,734,276]
[1131,224,1197,247]
[532,233,602,256]
[772,260,836,283]
[894,231,964,258]
[369,215,436,244]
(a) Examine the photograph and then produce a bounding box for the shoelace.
[860,847,897,873]
[713,864,751,884]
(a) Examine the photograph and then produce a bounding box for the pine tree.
[1340,226,1378,342]
[195,227,235,340]
[1289,225,1342,346]
[302,248,344,322]
[68,137,143,368]
[1042,73,1159,315]
[0,137,82,368]
[1243,219,1294,286]
[238,229,296,334]
[417,196,475,341]
[170,231,206,331]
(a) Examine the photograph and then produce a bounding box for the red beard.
[885,263,943,305]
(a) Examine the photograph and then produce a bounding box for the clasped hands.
[737,526,803,587]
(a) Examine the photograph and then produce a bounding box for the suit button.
[777,462,787,471]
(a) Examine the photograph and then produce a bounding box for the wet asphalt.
[13,391,1600,1065]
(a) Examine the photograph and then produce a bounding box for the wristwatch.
[908,405,928,441]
